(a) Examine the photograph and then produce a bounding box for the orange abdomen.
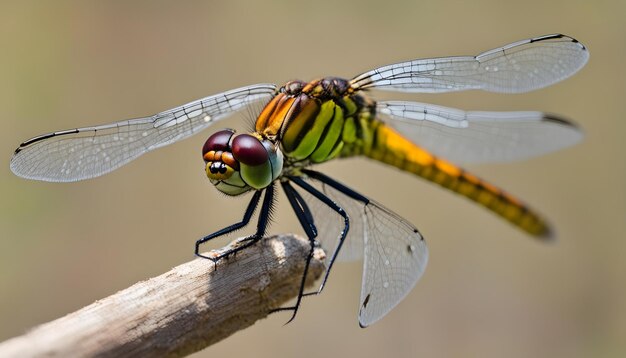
[352,122,552,238]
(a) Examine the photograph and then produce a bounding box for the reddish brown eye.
[202,129,235,157]
[231,134,268,166]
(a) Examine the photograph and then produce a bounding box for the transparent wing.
[377,100,583,164]
[357,198,428,327]
[350,34,588,94]
[301,176,428,327]
[10,84,277,182]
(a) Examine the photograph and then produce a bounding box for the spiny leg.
[303,169,419,299]
[303,169,369,203]
[195,184,275,262]
[221,183,276,258]
[269,181,318,323]
[290,175,350,297]
[283,181,318,238]
[195,190,262,261]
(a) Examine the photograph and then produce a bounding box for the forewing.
[350,34,588,94]
[378,100,583,164]
[10,83,277,182]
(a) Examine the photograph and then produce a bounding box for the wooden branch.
[0,234,326,358]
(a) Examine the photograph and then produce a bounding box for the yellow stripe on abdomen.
[363,123,552,239]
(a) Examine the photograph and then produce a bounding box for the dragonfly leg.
[282,181,318,238]
[195,184,274,262]
[269,181,318,323]
[302,169,369,203]
[216,184,275,260]
[195,190,262,262]
[289,175,350,297]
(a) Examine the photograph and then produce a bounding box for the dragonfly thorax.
[202,129,283,195]
[255,77,376,165]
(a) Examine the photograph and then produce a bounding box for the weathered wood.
[0,234,325,357]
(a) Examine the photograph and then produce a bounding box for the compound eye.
[231,134,269,166]
[202,129,235,158]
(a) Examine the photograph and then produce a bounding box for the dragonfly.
[10,34,588,327]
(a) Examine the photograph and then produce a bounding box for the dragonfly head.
[202,129,283,195]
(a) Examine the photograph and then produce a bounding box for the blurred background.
[1,1,624,357]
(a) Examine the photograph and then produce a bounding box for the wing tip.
[531,33,588,51]
[358,293,372,328]
[563,34,588,52]
[542,113,584,139]
[542,113,572,124]
[542,114,584,139]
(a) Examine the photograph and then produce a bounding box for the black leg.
[290,185,317,233]
[283,182,317,239]
[195,184,275,262]
[289,175,350,296]
[220,183,276,258]
[299,169,381,295]
[195,190,262,261]
[302,169,369,204]
[270,181,319,323]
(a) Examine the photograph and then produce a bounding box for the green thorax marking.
[264,77,379,165]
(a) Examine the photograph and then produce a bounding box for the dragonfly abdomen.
[363,123,552,238]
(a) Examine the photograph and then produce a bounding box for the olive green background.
[1,1,624,357]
